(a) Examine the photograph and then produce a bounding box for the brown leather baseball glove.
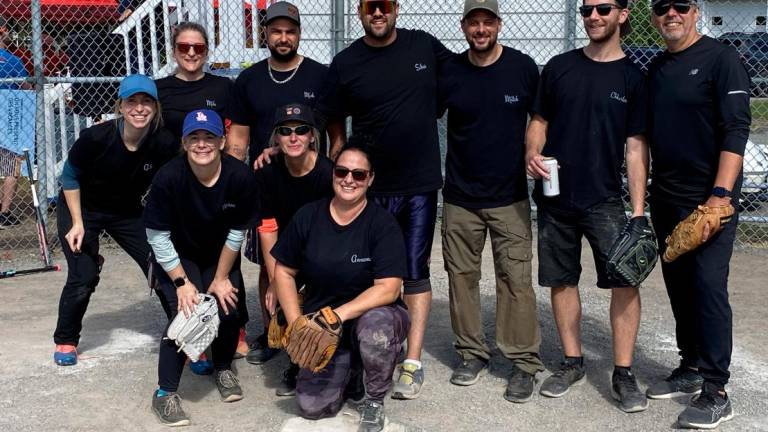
[663,204,734,263]
[282,306,342,372]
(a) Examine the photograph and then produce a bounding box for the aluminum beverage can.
[542,157,559,197]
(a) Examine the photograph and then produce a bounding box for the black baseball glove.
[606,216,659,287]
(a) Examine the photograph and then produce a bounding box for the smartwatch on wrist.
[173,275,188,287]
[712,186,732,198]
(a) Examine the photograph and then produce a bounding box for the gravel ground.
[1,229,767,432]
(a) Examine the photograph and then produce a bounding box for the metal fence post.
[30,0,49,223]
[333,0,346,56]
[564,0,577,51]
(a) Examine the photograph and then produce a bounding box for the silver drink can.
[542,157,559,197]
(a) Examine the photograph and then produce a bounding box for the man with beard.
[437,0,543,403]
[645,1,750,428]
[525,0,650,412]
[317,0,454,400]
[227,1,329,371]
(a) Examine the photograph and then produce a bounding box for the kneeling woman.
[272,144,409,431]
[144,110,260,426]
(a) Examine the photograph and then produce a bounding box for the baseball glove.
[267,304,288,349]
[663,204,735,263]
[606,216,658,287]
[282,306,342,372]
[166,293,220,362]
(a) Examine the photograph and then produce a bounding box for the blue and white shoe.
[54,344,78,366]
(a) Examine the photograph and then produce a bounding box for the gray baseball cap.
[463,0,500,20]
[265,1,301,26]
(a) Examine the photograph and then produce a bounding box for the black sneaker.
[276,364,298,397]
[151,391,191,427]
[677,382,734,429]
[646,366,703,399]
[539,358,586,398]
[611,368,649,413]
[449,358,488,386]
[214,369,243,402]
[245,334,279,365]
[358,399,386,432]
[0,212,20,227]
[504,365,536,403]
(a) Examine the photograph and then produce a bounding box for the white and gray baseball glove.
[166,293,220,362]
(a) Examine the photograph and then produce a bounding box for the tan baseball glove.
[663,204,734,263]
[282,306,342,372]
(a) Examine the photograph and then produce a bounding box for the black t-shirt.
[228,57,328,161]
[271,198,406,314]
[648,36,751,207]
[155,73,234,144]
[66,120,177,216]
[256,153,334,231]
[531,49,647,213]
[438,46,539,208]
[144,154,261,266]
[317,29,454,196]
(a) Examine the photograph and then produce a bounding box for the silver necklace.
[268,56,303,84]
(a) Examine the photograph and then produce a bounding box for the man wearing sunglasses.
[317,0,454,401]
[525,0,650,413]
[646,0,751,428]
[437,0,543,403]
[226,2,329,366]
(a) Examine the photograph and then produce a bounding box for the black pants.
[650,200,737,387]
[53,194,150,345]
[154,257,245,393]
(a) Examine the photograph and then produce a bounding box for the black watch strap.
[173,275,188,287]
[712,186,732,198]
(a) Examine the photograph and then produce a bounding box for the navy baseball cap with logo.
[265,1,301,26]
[273,103,316,127]
[183,109,224,138]
[118,74,158,100]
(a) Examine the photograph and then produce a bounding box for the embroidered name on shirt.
[415,63,427,72]
[206,99,217,108]
[304,91,315,99]
[610,92,627,103]
[351,254,371,263]
[222,203,236,210]
[143,163,153,171]
[504,95,519,104]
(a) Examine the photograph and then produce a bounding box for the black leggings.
[155,256,245,392]
[54,193,150,346]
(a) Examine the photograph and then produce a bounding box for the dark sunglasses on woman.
[276,125,312,136]
[334,166,370,181]
[176,42,207,55]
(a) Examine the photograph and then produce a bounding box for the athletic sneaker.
[611,368,649,413]
[539,358,586,398]
[152,391,190,427]
[504,365,536,403]
[276,364,298,397]
[677,382,734,429]
[245,334,279,365]
[358,399,386,432]
[233,327,249,360]
[214,369,243,402]
[646,366,703,399]
[188,353,213,375]
[391,363,424,400]
[450,358,488,386]
[54,344,78,366]
[0,212,20,227]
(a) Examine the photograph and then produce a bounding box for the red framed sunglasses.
[175,42,207,55]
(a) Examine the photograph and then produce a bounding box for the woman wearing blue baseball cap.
[144,109,260,426]
[53,74,177,366]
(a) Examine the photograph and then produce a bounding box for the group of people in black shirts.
[49,0,751,430]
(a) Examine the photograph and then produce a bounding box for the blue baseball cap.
[182,109,224,138]
[118,74,158,100]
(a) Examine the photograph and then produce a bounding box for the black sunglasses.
[334,166,370,181]
[175,42,207,55]
[276,125,312,136]
[578,3,622,17]
[652,1,693,16]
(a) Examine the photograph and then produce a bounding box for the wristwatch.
[712,186,732,198]
[173,275,188,287]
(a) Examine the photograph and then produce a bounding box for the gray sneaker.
[215,369,243,402]
[504,365,536,403]
[450,358,488,386]
[646,366,703,399]
[612,369,649,413]
[677,383,734,429]
[358,399,386,432]
[539,359,586,398]
[151,391,191,427]
[391,363,424,400]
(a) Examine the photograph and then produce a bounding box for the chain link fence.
[1,0,767,273]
